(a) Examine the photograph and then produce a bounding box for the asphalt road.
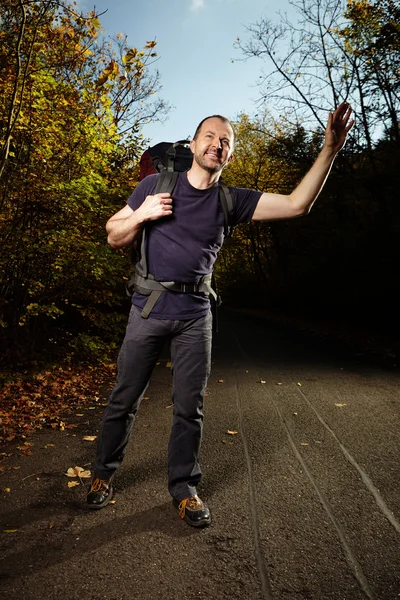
[1,311,399,600]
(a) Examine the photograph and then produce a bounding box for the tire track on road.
[284,373,400,535]
[232,331,376,600]
[233,376,274,600]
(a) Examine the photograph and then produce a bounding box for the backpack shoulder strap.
[136,171,180,279]
[218,183,235,237]
[154,170,179,195]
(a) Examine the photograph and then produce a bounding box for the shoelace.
[88,477,109,494]
[178,498,189,519]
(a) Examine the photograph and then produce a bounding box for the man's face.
[190,117,234,174]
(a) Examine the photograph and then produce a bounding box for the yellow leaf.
[335,403,348,407]
[218,379,224,383]
[297,382,302,387]
[66,466,91,478]
[227,430,239,435]
[68,481,79,488]
[82,436,97,442]
[76,413,84,417]
[276,382,282,385]
[3,529,17,533]
[4,488,11,493]
[300,442,309,446]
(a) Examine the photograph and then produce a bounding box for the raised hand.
[325,102,355,154]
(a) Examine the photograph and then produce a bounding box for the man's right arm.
[106,192,173,249]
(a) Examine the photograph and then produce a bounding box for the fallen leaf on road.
[4,488,11,493]
[218,379,224,383]
[44,444,55,448]
[300,442,309,446]
[76,413,84,417]
[82,436,97,442]
[49,520,55,529]
[297,382,302,387]
[17,443,33,451]
[66,466,91,478]
[109,500,116,505]
[3,529,17,533]
[143,396,150,400]
[166,403,174,409]
[276,382,283,386]
[335,403,348,407]
[227,430,238,435]
[68,481,79,488]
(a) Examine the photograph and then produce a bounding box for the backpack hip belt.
[132,271,216,319]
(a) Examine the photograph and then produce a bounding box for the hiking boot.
[87,477,113,509]
[172,495,211,528]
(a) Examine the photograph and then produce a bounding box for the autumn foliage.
[0,1,167,367]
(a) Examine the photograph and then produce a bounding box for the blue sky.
[83,0,296,144]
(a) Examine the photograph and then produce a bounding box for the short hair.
[193,115,236,144]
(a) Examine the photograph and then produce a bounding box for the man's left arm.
[252,102,355,222]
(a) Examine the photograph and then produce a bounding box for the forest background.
[0,0,399,441]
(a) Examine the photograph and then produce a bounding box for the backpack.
[127,140,236,321]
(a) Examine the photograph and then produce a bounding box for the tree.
[233,0,400,324]
[0,1,169,364]
[235,0,399,152]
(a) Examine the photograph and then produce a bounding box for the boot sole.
[183,515,211,528]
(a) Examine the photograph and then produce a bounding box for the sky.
[79,0,296,144]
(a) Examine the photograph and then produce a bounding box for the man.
[87,103,354,527]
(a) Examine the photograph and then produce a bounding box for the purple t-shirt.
[127,171,261,319]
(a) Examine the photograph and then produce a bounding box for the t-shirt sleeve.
[126,174,159,211]
[230,187,263,224]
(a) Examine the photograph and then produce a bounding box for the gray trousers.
[94,305,213,500]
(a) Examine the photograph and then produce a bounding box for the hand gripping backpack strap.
[138,171,179,279]
[126,170,179,295]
